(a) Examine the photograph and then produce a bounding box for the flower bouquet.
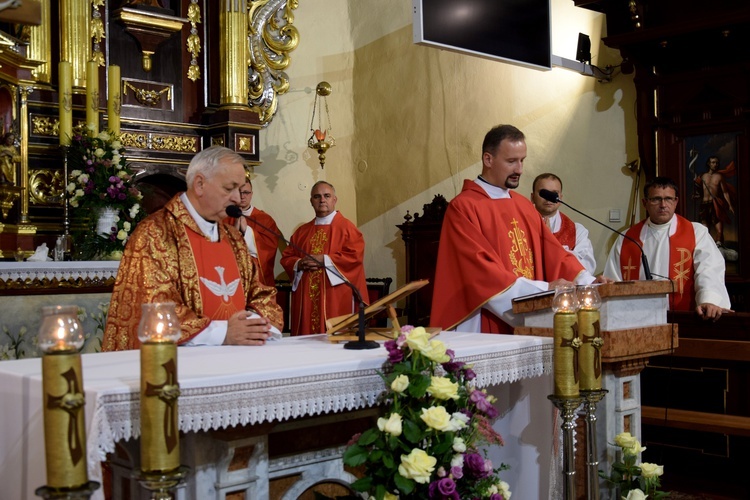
[599,432,669,499]
[66,129,144,260]
[343,326,511,499]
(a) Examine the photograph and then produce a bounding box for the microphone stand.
[539,190,653,280]
[227,206,379,349]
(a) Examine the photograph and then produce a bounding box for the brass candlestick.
[581,389,608,500]
[552,285,580,398]
[548,395,584,500]
[36,305,100,498]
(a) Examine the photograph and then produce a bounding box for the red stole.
[185,228,246,319]
[620,217,696,311]
[554,212,577,249]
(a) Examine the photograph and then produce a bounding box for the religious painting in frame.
[684,131,740,275]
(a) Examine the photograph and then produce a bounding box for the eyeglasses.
[646,196,677,205]
[239,191,252,197]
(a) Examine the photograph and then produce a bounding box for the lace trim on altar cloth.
[87,343,552,474]
[0,261,120,283]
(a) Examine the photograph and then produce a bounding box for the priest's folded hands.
[225,310,275,346]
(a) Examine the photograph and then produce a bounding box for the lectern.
[512,281,678,499]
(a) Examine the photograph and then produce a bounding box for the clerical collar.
[315,210,338,225]
[242,205,254,217]
[180,193,218,241]
[646,215,677,236]
[475,176,511,199]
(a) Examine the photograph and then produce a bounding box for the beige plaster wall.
[255,0,640,286]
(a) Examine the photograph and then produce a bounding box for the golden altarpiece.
[0,0,298,259]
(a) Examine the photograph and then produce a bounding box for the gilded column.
[27,0,52,83]
[219,0,249,108]
[19,86,34,228]
[60,0,91,88]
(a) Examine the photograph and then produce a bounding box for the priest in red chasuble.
[103,146,283,351]
[223,177,286,288]
[280,180,368,335]
[431,124,609,334]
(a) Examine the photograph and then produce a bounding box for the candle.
[138,303,182,473]
[551,286,580,398]
[578,285,603,391]
[107,65,121,134]
[58,62,73,145]
[86,60,99,135]
[38,305,88,489]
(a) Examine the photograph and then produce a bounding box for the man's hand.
[298,254,323,272]
[225,310,272,345]
[695,303,733,322]
[594,275,614,284]
[234,216,247,234]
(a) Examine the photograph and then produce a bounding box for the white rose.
[94,147,105,158]
[123,221,131,232]
[116,230,128,241]
[97,131,110,141]
[70,169,82,177]
[390,374,409,393]
[377,413,403,437]
[452,437,466,453]
[129,204,140,218]
[623,489,647,500]
[66,182,76,193]
[111,140,122,149]
[75,189,84,198]
[639,462,663,478]
[77,173,89,184]
[450,453,464,467]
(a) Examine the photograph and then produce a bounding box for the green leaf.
[382,452,395,468]
[350,476,372,492]
[403,419,424,443]
[394,473,415,495]
[408,374,431,398]
[342,445,368,467]
[359,427,380,446]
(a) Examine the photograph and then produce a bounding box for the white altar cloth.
[0,332,552,500]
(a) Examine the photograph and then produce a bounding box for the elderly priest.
[102,146,283,351]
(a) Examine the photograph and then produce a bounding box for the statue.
[0,132,20,186]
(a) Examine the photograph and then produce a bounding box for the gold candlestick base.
[35,481,100,499]
[135,465,189,500]
[548,395,584,500]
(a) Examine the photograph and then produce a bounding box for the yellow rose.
[384,493,399,500]
[391,374,409,393]
[421,339,451,363]
[405,327,430,352]
[427,376,459,400]
[377,413,403,437]
[420,406,451,431]
[623,489,647,500]
[639,462,663,478]
[624,440,646,456]
[398,448,436,484]
[614,432,636,449]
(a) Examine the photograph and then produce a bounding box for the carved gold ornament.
[120,132,197,153]
[187,0,202,81]
[248,0,299,124]
[91,0,106,66]
[29,169,64,205]
[123,81,172,107]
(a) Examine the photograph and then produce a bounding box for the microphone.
[538,189,653,280]
[226,205,378,349]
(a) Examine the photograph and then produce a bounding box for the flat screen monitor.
[413,0,552,71]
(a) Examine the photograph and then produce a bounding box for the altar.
[0,332,554,499]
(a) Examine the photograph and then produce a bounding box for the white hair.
[185,145,246,187]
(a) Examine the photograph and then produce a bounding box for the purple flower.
[428,477,459,499]
[489,494,504,500]
[464,367,477,381]
[400,325,415,334]
[450,465,463,479]
[118,192,127,200]
[464,452,491,479]
[384,339,404,364]
[470,390,498,418]
[442,360,465,374]
[109,175,119,183]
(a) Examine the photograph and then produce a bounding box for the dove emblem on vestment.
[200,266,240,303]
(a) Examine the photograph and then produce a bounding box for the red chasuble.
[430,180,585,333]
[554,212,577,250]
[185,228,246,319]
[620,215,696,311]
[224,207,281,288]
[280,213,368,335]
